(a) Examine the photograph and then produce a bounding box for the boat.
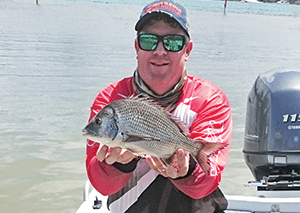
[76,180,110,213]
[77,68,300,213]
[241,0,262,3]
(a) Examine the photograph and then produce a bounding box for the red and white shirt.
[86,75,232,212]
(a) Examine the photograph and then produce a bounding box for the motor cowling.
[243,68,300,181]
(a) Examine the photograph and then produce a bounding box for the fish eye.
[96,118,102,125]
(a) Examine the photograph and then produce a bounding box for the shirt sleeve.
[170,82,232,199]
[85,78,136,196]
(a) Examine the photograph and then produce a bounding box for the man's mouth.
[150,62,169,67]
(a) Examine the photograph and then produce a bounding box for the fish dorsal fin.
[129,94,156,103]
[117,94,140,100]
[117,93,128,99]
[169,115,190,137]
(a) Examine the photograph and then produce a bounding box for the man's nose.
[154,41,167,55]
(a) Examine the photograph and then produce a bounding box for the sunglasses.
[137,34,189,52]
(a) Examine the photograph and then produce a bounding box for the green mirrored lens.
[140,35,158,51]
[163,36,184,51]
[138,34,187,52]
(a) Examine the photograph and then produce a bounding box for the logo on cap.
[145,1,182,16]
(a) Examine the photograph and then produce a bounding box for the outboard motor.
[243,68,300,191]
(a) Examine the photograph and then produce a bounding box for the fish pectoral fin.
[121,132,159,142]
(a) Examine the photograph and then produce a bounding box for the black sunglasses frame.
[137,33,190,52]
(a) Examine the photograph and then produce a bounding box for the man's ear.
[184,40,193,62]
[134,39,139,54]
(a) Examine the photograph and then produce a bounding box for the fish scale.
[106,99,198,158]
[82,97,226,174]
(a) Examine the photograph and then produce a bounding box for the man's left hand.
[146,148,190,179]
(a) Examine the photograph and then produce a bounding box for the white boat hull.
[76,181,300,213]
[227,195,300,212]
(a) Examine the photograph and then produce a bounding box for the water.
[0,0,300,212]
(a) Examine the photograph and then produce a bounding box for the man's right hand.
[96,144,138,165]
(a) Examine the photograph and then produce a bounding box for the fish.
[82,97,226,174]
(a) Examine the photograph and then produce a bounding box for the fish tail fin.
[192,141,227,175]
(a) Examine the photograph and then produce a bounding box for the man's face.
[135,20,193,95]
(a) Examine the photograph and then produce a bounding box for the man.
[86,1,232,212]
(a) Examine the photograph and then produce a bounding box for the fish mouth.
[82,129,95,137]
[82,132,89,137]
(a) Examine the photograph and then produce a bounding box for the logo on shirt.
[200,120,225,144]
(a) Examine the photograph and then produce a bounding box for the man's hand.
[146,148,190,179]
[96,144,138,165]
